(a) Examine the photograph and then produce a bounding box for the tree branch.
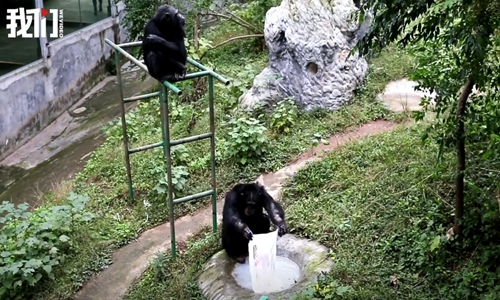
[224,10,261,33]
[202,12,261,33]
[454,78,474,236]
[199,34,264,60]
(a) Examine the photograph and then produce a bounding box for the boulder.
[239,0,370,111]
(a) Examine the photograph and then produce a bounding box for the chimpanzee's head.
[154,5,186,36]
[236,183,264,216]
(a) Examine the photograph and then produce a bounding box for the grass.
[7,18,415,300]
[282,125,500,299]
[124,124,500,300]
[120,47,415,298]
[124,226,221,300]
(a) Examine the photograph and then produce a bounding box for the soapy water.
[232,256,301,293]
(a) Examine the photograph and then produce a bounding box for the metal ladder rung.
[127,133,212,154]
[124,92,159,103]
[128,141,163,154]
[173,189,215,204]
[170,132,212,146]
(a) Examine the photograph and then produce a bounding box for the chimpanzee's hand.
[277,223,287,237]
[146,34,160,41]
[243,227,253,240]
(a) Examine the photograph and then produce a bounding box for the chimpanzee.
[221,182,287,264]
[142,5,187,83]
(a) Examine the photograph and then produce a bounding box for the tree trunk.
[194,15,199,52]
[455,79,474,236]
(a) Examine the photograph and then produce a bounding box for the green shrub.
[222,116,268,164]
[269,98,300,134]
[0,193,94,299]
[154,166,190,198]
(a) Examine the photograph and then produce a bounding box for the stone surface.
[378,78,436,112]
[198,234,333,300]
[239,0,370,111]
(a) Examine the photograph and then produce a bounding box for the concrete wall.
[0,1,128,161]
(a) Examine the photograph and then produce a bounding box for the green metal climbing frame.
[104,38,230,258]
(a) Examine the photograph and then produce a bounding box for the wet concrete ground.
[0,64,156,207]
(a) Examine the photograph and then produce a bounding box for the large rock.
[239,0,370,111]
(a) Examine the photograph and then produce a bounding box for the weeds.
[124,227,221,300]
[282,125,500,299]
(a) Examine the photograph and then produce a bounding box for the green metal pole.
[114,51,134,201]
[159,84,177,259]
[208,75,217,233]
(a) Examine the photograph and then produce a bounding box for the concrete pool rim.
[198,234,334,300]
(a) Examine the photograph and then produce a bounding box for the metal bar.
[170,133,212,147]
[183,71,210,80]
[115,51,134,201]
[104,39,182,95]
[128,141,163,154]
[117,41,142,48]
[0,61,24,65]
[124,92,159,103]
[208,75,218,233]
[173,190,215,204]
[187,57,231,85]
[34,0,48,60]
[159,85,177,259]
[159,80,182,95]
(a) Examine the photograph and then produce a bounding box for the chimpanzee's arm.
[261,187,287,236]
[146,34,182,53]
[223,192,254,240]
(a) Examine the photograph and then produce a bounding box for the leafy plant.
[0,193,94,299]
[104,101,161,144]
[237,0,281,27]
[311,133,331,147]
[269,98,300,134]
[222,116,268,164]
[290,275,351,299]
[186,37,213,61]
[171,145,191,166]
[154,166,190,198]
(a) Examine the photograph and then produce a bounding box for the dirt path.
[74,120,398,300]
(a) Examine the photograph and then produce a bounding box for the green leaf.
[42,265,52,275]
[430,235,441,252]
[336,285,350,295]
[59,235,70,242]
